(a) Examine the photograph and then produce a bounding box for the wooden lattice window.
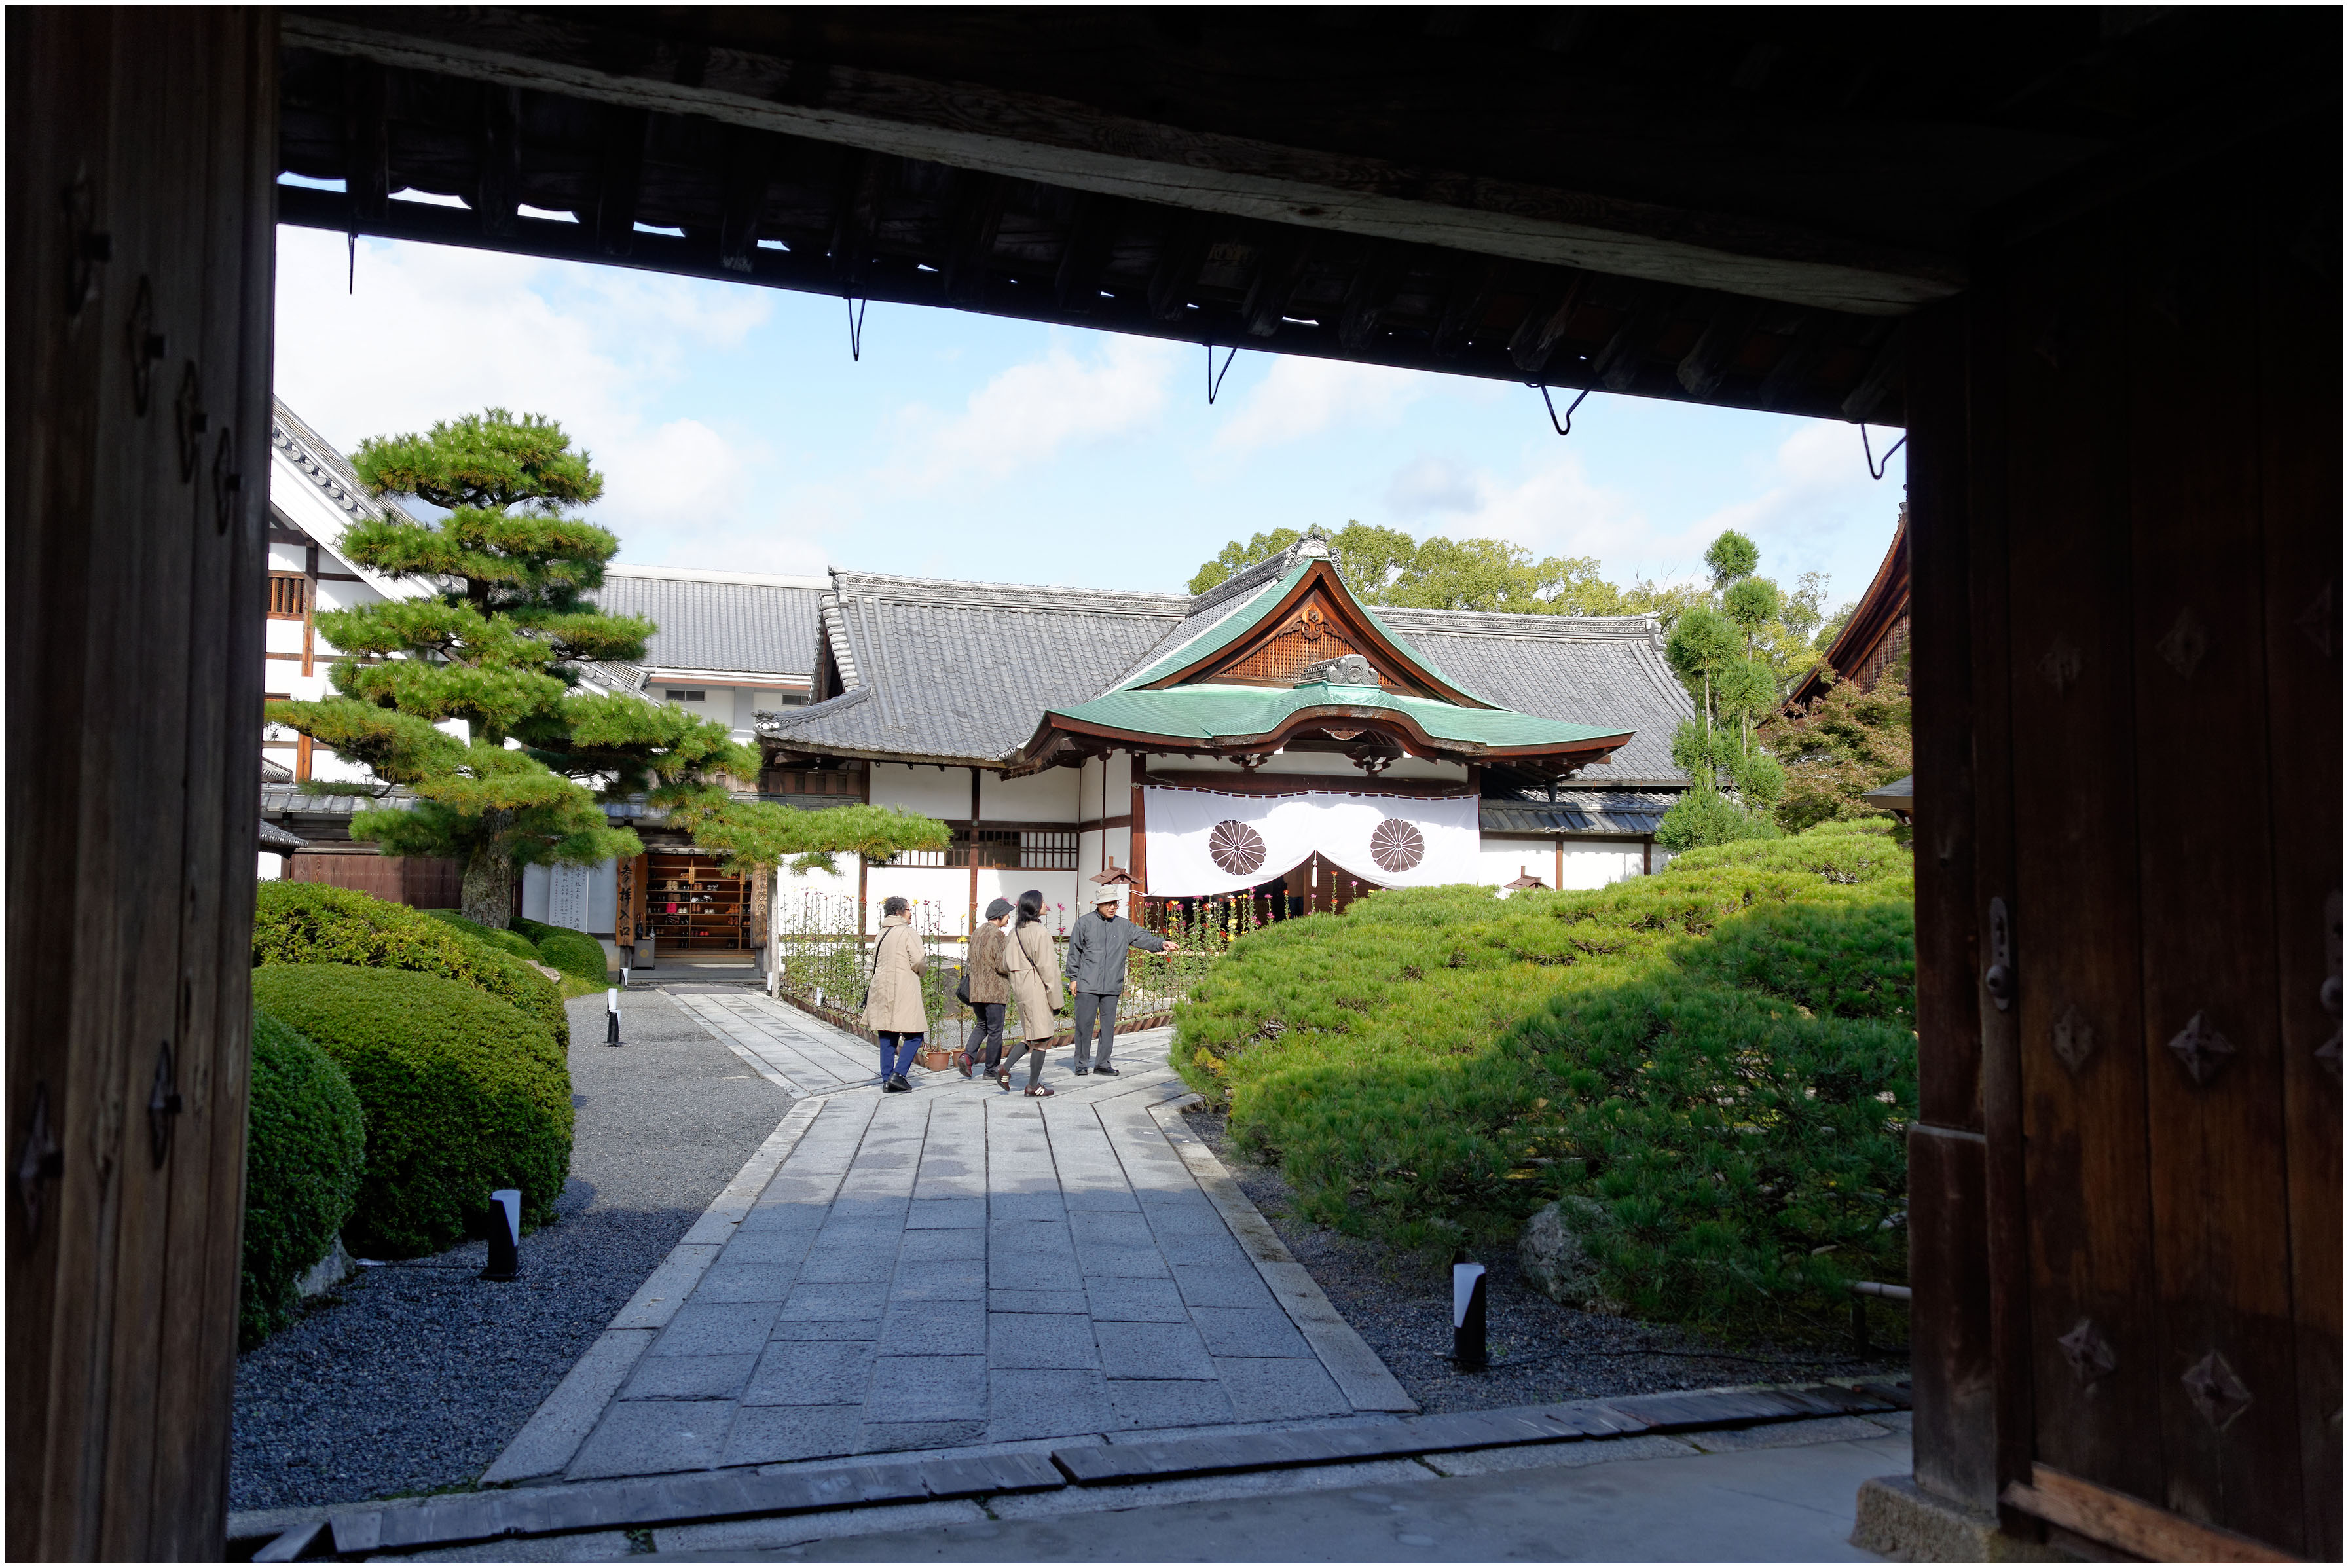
[267,572,309,619]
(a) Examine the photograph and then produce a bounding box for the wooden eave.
[1007,702,1630,779]
[1791,507,1910,706]
[1139,558,1488,705]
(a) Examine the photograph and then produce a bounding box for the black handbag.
[953,964,972,1008]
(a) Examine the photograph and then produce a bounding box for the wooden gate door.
[1907,124,2340,1559]
[5,9,278,1559]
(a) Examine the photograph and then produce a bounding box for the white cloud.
[1209,356,1425,454]
[1384,454,1484,519]
[1681,420,1903,590]
[896,334,1177,488]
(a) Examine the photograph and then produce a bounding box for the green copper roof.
[1052,681,1627,751]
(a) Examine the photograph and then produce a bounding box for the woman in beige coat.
[995,888,1063,1095]
[862,896,928,1092]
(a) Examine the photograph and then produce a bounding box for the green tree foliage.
[1174,820,1914,1340]
[1703,529,1761,585]
[266,409,756,926]
[1186,524,1706,623]
[1756,668,1913,835]
[240,1010,366,1347]
[672,795,951,886]
[251,964,574,1258]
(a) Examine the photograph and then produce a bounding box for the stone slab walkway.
[486,995,1413,1487]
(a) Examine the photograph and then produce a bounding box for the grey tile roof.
[259,818,309,850]
[761,573,1188,763]
[1481,789,1681,837]
[270,397,422,530]
[591,571,823,680]
[1369,608,1693,784]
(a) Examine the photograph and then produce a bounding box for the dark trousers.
[1072,991,1120,1068]
[968,1002,1006,1066]
[877,1031,923,1079]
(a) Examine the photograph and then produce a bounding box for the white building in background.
[262,400,1693,942]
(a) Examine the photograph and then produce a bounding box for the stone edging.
[272,1379,1912,1559]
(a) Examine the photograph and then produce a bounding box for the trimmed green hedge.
[251,964,574,1258]
[422,907,541,963]
[253,881,567,1065]
[1175,818,1915,1341]
[240,1009,366,1349]
[510,916,612,988]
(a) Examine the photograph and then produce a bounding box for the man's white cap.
[1093,890,1122,904]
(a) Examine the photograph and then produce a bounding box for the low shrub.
[1175,818,1914,1341]
[422,908,541,964]
[250,964,574,1258]
[510,916,612,988]
[253,881,568,1065]
[240,1009,366,1349]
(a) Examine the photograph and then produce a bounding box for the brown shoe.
[1025,1084,1055,1097]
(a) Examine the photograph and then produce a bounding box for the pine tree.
[268,409,755,928]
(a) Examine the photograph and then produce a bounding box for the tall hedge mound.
[510,916,612,988]
[1176,818,1914,1341]
[241,1009,366,1349]
[253,881,568,1064]
[250,964,574,1258]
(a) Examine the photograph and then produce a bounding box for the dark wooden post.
[6,8,278,1559]
[1902,118,2341,1559]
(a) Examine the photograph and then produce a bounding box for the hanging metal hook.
[845,296,868,362]
[1205,342,1238,405]
[1861,422,1907,481]
[1532,382,1592,437]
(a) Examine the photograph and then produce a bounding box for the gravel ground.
[1186,1108,1907,1414]
[231,987,790,1512]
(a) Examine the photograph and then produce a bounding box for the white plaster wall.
[980,769,1079,822]
[258,852,282,880]
[870,762,972,820]
[1477,837,1652,892]
[864,864,976,936]
[1559,841,1648,890]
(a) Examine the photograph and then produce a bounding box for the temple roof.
[758,535,1693,787]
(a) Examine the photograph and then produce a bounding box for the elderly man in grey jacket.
[1063,891,1179,1076]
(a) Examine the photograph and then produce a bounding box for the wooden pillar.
[5,10,278,1559]
[1127,752,1148,890]
[966,766,980,937]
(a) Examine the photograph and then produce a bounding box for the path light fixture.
[606,987,623,1047]
[1451,1250,1488,1370]
[481,1189,521,1281]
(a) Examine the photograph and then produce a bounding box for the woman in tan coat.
[862,896,928,1092]
[995,888,1063,1095]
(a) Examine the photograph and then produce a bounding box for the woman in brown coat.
[959,898,1013,1077]
[995,888,1063,1095]
[862,896,928,1092]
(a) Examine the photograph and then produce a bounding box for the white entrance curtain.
[1141,787,1482,896]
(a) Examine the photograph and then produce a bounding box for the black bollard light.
[1451,1252,1488,1371]
[481,1188,521,1281]
[605,985,623,1047]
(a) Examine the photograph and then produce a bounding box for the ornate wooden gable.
[1144,560,1486,706]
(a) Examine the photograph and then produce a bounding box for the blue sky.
[274,222,1905,608]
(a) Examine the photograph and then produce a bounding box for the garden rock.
[1518,1198,1622,1313]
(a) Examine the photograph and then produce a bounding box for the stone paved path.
[487,994,1412,1486]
